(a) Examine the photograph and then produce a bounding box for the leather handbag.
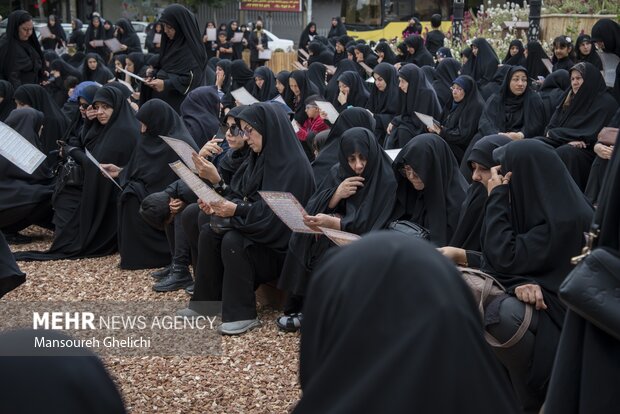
[459,267,533,348]
[597,127,619,146]
[387,220,430,240]
[560,227,620,341]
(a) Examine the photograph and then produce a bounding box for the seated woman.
[296,95,329,161]
[502,39,526,66]
[296,232,519,413]
[289,70,320,126]
[332,70,369,113]
[306,63,326,97]
[277,127,398,331]
[538,69,570,124]
[250,66,278,102]
[431,58,462,108]
[461,66,545,179]
[81,53,114,84]
[584,108,620,205]
[374,41,398,65]
[14,86,138,262]
[178,102,315,335]
[538,62,619,190]
[0,108,54,238]
[575,34,603,70]
[384,64,442,149]
[449,134,512,251]
[353,44,379,69]
[391,134,468,246]
[365,63,400,146]
[180,86,221,149]
[112,99,199,271]
[403,35,434,67]
[325,59,360,102]
[427,75,485,164]
[440,140,593,413]
[461,38,499,87]
[0,80,16,122]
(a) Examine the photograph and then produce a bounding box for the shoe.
[152,265,193,292]
[276,313,303,332]
[184,283,194,296]
[218,319,261,335]
[150,265,171,280]
[4,232,33,244]
[176,307,203,317]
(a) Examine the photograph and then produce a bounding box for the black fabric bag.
[559,246,620,341]
[210,215,233,234]
[387,220,430,240]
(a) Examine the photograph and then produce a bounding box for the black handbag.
[210,215,233,234]
[559,224,620,341]
[57,156,84,187]
[387,220,430,240]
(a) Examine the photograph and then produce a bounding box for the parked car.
[263,29,294,52]
[130,21,148,52]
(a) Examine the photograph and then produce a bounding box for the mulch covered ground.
[7,226,301,413]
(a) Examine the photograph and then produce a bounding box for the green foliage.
[544,0,620,15]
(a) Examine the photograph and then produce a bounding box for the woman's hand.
[209,200,237,217]
[197,199,214,215]
[487,165,512,195]
[337,91,348,105]
[199,138,224,158]
[120,44,128,51]
[568,140,587,149]
[146,79,165,92]
[427,123,441,134]
[500,131,525,140]
[85,105,98,120]
[386,123,394,135]
[335,176,365,200]
[169,198,186,216]
[192,152,221,184]
[594,143,614,160]
[100,163,122,178]
[515,284,548,310]
[319,109,329,120]
[437,246,467,266]
[303,213,340,230]
[215,71,225,89]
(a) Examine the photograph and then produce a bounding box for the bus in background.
[342,0,454,42]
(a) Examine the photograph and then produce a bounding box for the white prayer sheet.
[231,32,244,43]
[358,61,374,75]
[318,227,361,246]
[323,64,336,75]
[0,122,46,174]
[38,26,52,39]
[85,149,123,190]
[206,28,217,41]
[298,49,310,60]
[231,87,259,105]
[160,135,199,173]
[272,95,286,105]
[315,101,340,124]
[600,51,620,88]
[541,58,553,74]
[119,67,146,83]
[259,191,322,234]
[91,40,105,47]
[291,119,300,133]
[104,38,123,53]
[258,49,272,60]
[169,161,225,204]
[384,148,401,161]
[293,61,308,71]
[414,111,439,129]
[365,76,375,83]
[153,33,162,44]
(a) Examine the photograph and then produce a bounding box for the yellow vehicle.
[342,0,454,42]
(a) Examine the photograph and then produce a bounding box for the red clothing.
[296,116,328,142]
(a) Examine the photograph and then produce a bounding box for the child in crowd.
[552,35,575,71]
[217,31,233,60]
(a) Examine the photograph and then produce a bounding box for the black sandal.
[276,313,302,332]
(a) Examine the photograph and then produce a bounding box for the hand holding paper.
[315,101,339,124]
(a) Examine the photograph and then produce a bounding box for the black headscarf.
[525,41,550,80]
[0,80,16,121]
[0,108,54,212]
[114,18,141,55]
[231,103,315,250]
[215,59,232,95]
[591,18,620,57]
[0,329,126,413]
[432,58,462,107]
[327,17,346,39]
[0,11,44,87]
[575,34,603,70]
[251,66,278,102]
[543,62,618,146]
[306,62,327,98]
[82,53,114,84]
[438,75,485,162]
[203,56,220,86]
[299,22,317,52]
[69,18,85,52]
[41,14,67,50]
[404,35,435,67]
[479,65,511,101]
[230,59,254,90]
[325,59,359,102]
[307,41,334,66]
[392,134,468,245]
[502,39,526,66]
[127,52,146,76]
[84,15,106,59]
[449,134,512,251]
[50,58,83,81]
[296,232,520,413]
[276,70,294,108]
[479,66,545,138]
[374,41,398,64]
[538,69,570,123]
[334,70,369,110]
[13,84,70,161]
[461,38,499,86]
[332,36,350,64]
[180,86,220,148]
[311,107,375,184]
[217,106,251,183]
[290,70,320,124]
[354,44,378,68]
[366,62,400,115]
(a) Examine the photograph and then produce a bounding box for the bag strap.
[484,304,533,348]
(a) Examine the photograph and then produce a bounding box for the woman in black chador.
[442,139,593,413]
[14,86,138,262]
[0,11,44,88]
[365,62,400,146]
[0,232,26,298]
[545,130,620,414]
[391,134,468,246]
[461,37,499,87]
[277,127,398,331]
[40,15,66,51]
[384,64,442,149]
[0,80,16,122]
[538,62,618,190]
[295,232,519,413]
[113,18,142,56]
[431,57,461,108]
[180,86,221,148]
[180,103,315,335]
[141,4,206,113]
[117,99,199,270]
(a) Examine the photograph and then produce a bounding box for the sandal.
[276,313,302,332]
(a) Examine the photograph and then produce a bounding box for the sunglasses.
[79,103,90,110]
[225,124,242,136]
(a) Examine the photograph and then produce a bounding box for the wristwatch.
[213,179,227,194]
